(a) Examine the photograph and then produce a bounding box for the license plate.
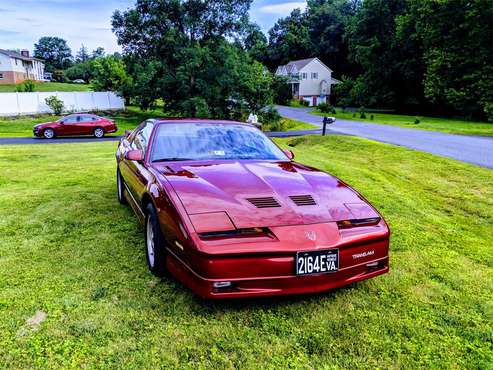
[296,249,339,275]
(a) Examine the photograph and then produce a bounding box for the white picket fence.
[0,91,125,116]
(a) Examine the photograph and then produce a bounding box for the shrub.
[484,102,493,122]
[259,105,281,129]
[23,80,35,92]
[414,117,420,124]
[370,114,374,120]
[359,106,366,119]
[16,80,36,92]
[45,96,64,115]
[317,102,336,114]
[352,112,356,118]
[52,70,68,83]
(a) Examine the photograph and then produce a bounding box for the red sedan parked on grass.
[33,113,117,139]
[116,119,390,299]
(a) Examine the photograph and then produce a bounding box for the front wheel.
[43,128,55,139]
[145,203,168,277]
[116,169,127,205]
[94,127,105,138]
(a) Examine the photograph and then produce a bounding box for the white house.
[0,49,45,84]
[276,57,339,106]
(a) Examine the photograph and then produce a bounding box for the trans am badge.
[305,231,317,241]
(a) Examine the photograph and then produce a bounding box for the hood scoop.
[289,195,317,206]
[246,197,281,208]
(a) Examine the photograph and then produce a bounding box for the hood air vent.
[247,197,281,208]
[289,195,316,206]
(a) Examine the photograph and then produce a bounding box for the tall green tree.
[33,36,73,71]
[92,47,106,59]
[306,0,359,76]
[92,56,132,95]
[112,0,274,118]
[266,8,313,69]
[402,0,493,118]
[345,0,409,108]
[75,45,90,63]
[242,23,268,63]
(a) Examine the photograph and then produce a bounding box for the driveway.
[278,106,493,169]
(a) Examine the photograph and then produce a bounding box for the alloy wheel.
[146,217,155,268]
[94,128,104,138]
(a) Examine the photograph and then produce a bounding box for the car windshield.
[150,123,287,162]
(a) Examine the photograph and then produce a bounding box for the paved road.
[0,129,327,146]
[278,106,493,169]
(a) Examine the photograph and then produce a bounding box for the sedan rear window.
[151,123,287,162]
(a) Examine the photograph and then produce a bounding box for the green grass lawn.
[0,109,317,138]
[311,108,493,136]
[1,136,491,368]
[0,82,92,93]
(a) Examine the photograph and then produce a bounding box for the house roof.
[279,57,333,73]
[0,49,44,62]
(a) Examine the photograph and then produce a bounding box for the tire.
[116,169,127,205]
[94,127,105,138]
[145,203,168,277]
[43,128,55,139]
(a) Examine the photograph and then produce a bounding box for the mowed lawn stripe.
[0,138,492,368]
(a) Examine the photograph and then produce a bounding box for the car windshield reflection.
[150,123,287,162]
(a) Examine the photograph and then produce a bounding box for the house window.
[301,72,308,80]
[311,73,318,79]
[0,73,3,79]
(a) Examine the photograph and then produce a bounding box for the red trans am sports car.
[116,119,390,299]
[33,113,117,139]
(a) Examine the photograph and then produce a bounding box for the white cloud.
[258,1,307,16]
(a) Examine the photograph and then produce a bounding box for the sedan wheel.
[145,203,168,277]
[43,128,55,139]
[94,127,105,138]
[116,169,127,205]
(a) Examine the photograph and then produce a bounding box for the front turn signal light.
[337,217,381,229]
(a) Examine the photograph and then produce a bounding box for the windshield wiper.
[152,157,193,162]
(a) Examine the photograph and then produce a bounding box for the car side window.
[132,121,154,153]
[63,116,79,124]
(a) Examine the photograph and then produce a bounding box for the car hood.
[154,160,379,229]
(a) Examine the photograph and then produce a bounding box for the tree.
[112,0,265,118]
[65,60,95,81]
[242,23,268,63]
[92,47,106,59]
[75,45,90,63]
[345,0,408,108]
[92,56,132,96]
[266,8,313,69]
[402,0,493,118]
[239,62,273,111]
[271,74,292,105]
[306,0,359,76]
[34,37,73,71]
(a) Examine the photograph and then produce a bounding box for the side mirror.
[283,149,295,160]
[125,149,144,161]
[124,130,132,138]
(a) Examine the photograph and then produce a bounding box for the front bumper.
[166,237,389,299]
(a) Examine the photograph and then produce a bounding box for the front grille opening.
[246,197,281,208]
[289,195,316,206]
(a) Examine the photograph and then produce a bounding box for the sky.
[0,0,307,55]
